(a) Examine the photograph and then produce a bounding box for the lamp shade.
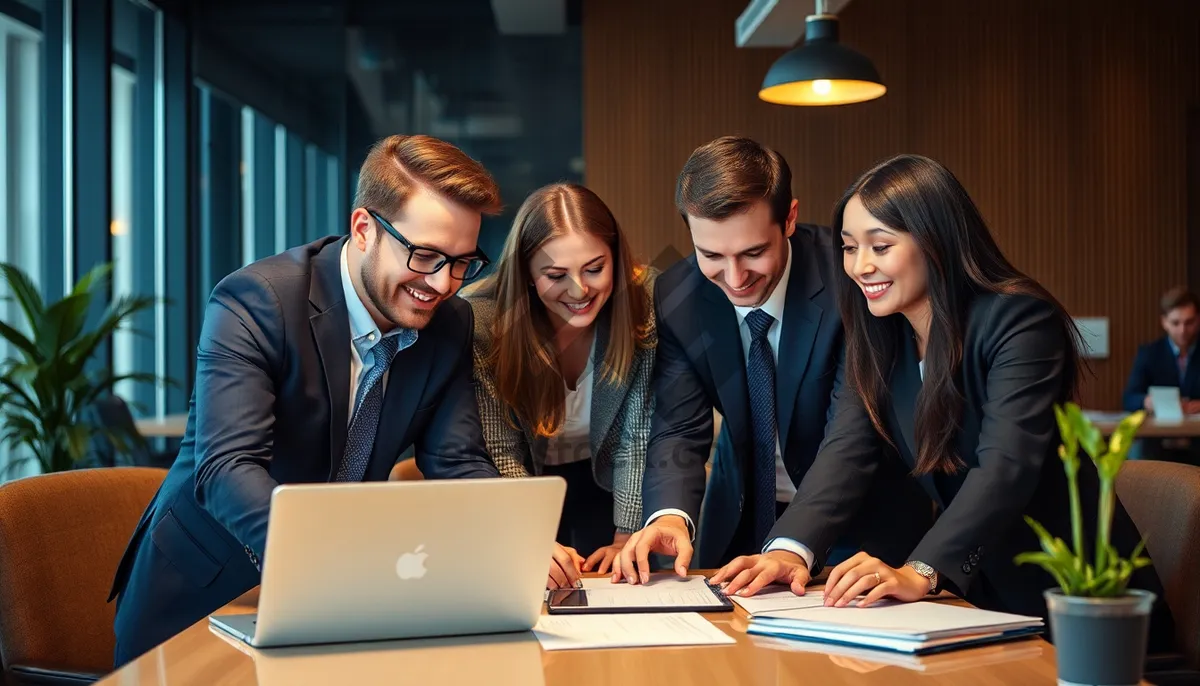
[759,15,885,106]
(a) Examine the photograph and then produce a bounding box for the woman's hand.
[582,532,632,574]
[547,543,585,590]
[823,552,933,607]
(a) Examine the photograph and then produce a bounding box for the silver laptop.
[210,477,565,648]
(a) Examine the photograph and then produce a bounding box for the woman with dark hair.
[712,154,1173,649]
[463,182,657,591]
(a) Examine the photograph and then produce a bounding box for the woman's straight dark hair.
[833,154,1083,475]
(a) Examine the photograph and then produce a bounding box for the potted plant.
[1015,402,1155,686]
[0,262,158,477]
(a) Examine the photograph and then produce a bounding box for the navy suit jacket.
[774,294,1174,651]
[1122,336,1200,412]
[642,226,843,567]
[109,237,498,666]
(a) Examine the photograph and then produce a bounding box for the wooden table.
[134,413,188,438]
[96,578,1071,686]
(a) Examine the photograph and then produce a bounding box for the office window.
[305,144,340,242]
[110,0,163,414]
[241,107,279,265]
[0,9,42,477]
[195,83,243,326]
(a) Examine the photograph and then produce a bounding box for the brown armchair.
[1116,461,1200,684]
[0,467,166,685]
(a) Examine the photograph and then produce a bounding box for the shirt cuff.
[645,509,695,540]
[763,537,815,571]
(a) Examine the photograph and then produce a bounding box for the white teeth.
[863,282,891,294]
[565,300,592,312]
[405,286,434,302]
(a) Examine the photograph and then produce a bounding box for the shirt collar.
[340,242,417,353]
[1167,337,1196,358]
[733,239,792,326]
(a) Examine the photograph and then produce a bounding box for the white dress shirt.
[646,243,798,536]
[544,339,596,466]
[339,243,418,422]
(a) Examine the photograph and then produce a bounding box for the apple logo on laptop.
[395,544,428,580]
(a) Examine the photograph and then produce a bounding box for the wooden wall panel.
[583,0,1200,408]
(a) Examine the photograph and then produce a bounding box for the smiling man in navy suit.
[109,135,508,666]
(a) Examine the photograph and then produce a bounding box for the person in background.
[712,154,1174,653]
[111,134,506,667]
[1122,286,1200,461]
[614,136,930,584]
[464,183,657,589]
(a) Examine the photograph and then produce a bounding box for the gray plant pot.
[1045,588,1156,686]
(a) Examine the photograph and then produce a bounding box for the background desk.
[133,413,188,438]
[96,576,1086,686]
[1085,412,1200,438]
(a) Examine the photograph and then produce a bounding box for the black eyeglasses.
[366,209,490,280]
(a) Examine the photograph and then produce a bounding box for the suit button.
[961,563,972,574]
[969,553,979,564]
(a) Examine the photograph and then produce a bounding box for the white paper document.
[728,587,827,616]
[532,613,736,651]
[1149,385,1184,422]
[571,575,727,609]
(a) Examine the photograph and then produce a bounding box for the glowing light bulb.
[812,79,833,95]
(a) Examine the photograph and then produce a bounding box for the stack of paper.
[532,613,736,651]
[747,600,1043,655]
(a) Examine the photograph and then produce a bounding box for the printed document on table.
[532,613,736,651]
[728,586,827,616]
[575,575,726,608]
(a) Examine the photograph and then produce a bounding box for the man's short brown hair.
[1160,286,1200,316]
[353,134,503,219]
[675,136,793,228]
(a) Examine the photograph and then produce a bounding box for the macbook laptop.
[210,477,565,648]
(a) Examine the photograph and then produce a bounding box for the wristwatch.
[904,560,939,595]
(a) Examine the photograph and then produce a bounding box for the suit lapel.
[891,325,943,507]
[309,238,352,479]
[366,336,435,479]
[776,237,825,454]
[699,280,751,452]
[589,326,623,458]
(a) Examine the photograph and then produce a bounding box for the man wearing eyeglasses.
[109,135,507,667]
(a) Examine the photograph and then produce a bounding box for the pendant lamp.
[758,0,885,106]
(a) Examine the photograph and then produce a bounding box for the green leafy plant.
[0,262,158,476]
[1014,402,1151,596]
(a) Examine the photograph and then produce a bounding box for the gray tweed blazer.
[464,272,657,533]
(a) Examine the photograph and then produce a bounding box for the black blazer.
[642,226,843,566]
[774,293,1174,650]
[109,237,498,666]
[1122,336,1200,412]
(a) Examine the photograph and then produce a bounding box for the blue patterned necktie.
[745,309,778,548]
[335,335,401,482]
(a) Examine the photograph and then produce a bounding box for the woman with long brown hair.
[463,183,657,591]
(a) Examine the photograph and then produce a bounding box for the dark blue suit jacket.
[642,226,843,567]
[1122,336,1200,412]
[109,237,498,666]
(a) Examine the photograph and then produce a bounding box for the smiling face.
[688,199,797,308]
[349,183,482,331]
[529,229,615,331]
[839,194,930,322]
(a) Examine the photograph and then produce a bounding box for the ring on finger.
[873,572,881,586]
